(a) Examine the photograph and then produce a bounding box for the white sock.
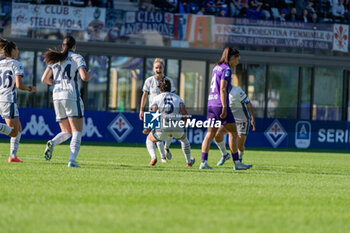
[215,140,228,156]
[180,138,191,163]
[0,123,12,136]
[146,138,157,159]
[69,131,82,162]
[239,150,244,159]
[156,141,166,159]
[10,132,21,158]
[165,136,172,150]
[51,132,72,146]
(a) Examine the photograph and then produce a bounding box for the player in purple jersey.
[200,47,252,170]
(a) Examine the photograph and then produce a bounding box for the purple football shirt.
[207,63,232,107]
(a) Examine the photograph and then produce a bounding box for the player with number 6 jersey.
[41,36,93,168]
[0,38,37,163]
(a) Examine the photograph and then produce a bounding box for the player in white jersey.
[214,85,255,166]
[140,58,176,163]
[146,78,195,167]
[0,38,37,163]
[41,36,92,168]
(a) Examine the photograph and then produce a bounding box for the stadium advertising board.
[1,108,350,150]
[11,3,105,35]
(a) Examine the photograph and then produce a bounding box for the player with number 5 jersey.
[41,36,93,168]
[146,78,195,167]
[140,58,176,163]
[0,38,37,163]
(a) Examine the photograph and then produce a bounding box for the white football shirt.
[48,51,86,101]
[151,92,184,129]
[142,76,176,108]
[229,86,251,122]
[0,58,24,103]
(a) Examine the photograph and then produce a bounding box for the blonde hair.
[153,58,164,67]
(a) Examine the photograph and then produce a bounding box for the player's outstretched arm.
[139,92,148,120]
[79,68,93,82]
[41,68,54,85]
[247,102,255,131]
[16,75,36,93]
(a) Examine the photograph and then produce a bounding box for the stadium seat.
[271,8,281,20]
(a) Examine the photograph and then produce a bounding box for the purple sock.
[201,152,208,162]
[232,152,239,161]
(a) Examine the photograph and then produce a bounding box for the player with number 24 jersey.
[48,51,86,101]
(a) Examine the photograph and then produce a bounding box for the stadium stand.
[11,0,350,24]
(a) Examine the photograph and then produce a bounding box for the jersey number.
[53,64,72,84]
[0,70,13,88]
[210,74,216,93]
[164,97,174,114]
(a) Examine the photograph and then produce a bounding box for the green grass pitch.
[0,141,350,233]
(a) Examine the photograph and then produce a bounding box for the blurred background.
[1,0,350,122]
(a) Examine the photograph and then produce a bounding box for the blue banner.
[121,11,174,38]
[0,108,349,150]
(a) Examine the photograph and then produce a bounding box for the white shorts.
[152,128,185,141]
[54,99,84,122]
[236,120,250,136]
[0,102,19,119]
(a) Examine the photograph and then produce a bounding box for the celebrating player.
[41,36,92,168]
[139,58,175,163]
[146,78,195,167]
[0,38,37,163]
[200,47,252,170]
[215,85,255,166]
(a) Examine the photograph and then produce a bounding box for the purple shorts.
[207,106,235,125]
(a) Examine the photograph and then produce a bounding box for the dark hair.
[217,47,240,65]
[43,36,76,65]
[158,78,171,93]
[0,38,17,58]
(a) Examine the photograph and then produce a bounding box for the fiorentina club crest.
[332,24,349,53]
[264,119,287,148]
[108,113,133,142]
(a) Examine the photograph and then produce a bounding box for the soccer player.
[41,36,93,168]
[215,85,255,166]
[200,47,252,170]
[139,58,175,163]
[0,38,37,162]
[146,78,195,167]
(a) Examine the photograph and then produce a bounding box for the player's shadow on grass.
[84,163,252,175]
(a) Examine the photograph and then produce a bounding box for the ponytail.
[43,36,76,65]
[217,47,240,65]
